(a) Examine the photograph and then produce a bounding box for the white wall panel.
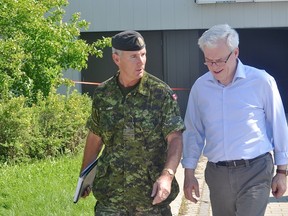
[200,4,218,27]
[241,3,260,27]
[257,4,272,27]
[147,1,162,29]
[119,1,134,30]
[173,0,191,29]
[230,4,246,26]
[106,1,121,30]
[133,1,148,30]
[271,4,288,26]
[65,0,288,31]
[160,0,176,29]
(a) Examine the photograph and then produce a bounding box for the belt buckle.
[226,160,237,167]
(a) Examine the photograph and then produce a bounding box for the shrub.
[0,91,91,164]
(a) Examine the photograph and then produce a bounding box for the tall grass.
[0,154,96,216]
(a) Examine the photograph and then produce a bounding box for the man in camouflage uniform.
[80,30,185,216]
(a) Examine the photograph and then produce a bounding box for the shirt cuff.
[181,157,199,170]
[274,151,288,165]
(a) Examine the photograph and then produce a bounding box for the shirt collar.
[233,59,246,81]
[207,59,246,84]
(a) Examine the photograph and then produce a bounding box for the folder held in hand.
[73,159,98,203]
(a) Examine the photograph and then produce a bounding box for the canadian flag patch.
[172,93,178,101]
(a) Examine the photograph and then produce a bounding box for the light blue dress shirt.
[182,59,288,169]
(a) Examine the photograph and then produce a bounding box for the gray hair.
[198,24,239,51]
[112,47,122,55]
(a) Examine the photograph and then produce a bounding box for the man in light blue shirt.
[182,24,288,216]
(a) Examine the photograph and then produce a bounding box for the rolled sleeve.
[162,115,185,138]
[161,92,185,138]
[274,151,288,165]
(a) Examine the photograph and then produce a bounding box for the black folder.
[73,159,98,203]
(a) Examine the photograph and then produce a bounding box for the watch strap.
[276,169,288,176]
[162,168,175,177]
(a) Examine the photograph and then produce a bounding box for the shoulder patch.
[172,93,178,101]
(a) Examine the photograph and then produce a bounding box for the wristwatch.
[162,168,175,177]
[276,169,288,176]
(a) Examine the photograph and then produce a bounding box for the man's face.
[113,48,146,86]
[203,41,238,85]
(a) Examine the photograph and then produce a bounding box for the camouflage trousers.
[94,202,172,216]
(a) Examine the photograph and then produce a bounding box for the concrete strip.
[170,166,185,216]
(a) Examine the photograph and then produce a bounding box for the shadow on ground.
[268,195,288,203]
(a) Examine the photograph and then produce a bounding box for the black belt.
[215,152,269,167]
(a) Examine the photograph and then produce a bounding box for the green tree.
[0,0,110,103]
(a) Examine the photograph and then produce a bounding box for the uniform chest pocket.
[133,109,162,138]
[99,107,115,128]
[98,107,122,145]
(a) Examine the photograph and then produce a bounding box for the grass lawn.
[0,154,96,216]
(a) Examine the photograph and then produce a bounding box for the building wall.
[65,0,288,31]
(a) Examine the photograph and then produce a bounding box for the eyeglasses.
[204,51,233,67]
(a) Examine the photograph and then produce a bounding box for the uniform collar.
[137,71,150,96]
[114,71,149,96]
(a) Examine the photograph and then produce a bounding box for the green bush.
[0,90,91,164]
[0,0,111,103]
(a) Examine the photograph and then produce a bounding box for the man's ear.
[112,53,120,66]
[234,48,240,58]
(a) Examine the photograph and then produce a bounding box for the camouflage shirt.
[86,71,185,210]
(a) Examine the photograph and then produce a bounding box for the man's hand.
[184,168,200,203]
[81,185,92,199]
[151,173,173,205]
[271,173,287,198]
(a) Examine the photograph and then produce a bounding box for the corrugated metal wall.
[163,30,201,115]
[65,0,288,31]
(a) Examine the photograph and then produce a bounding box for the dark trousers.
[94,202,172,216]
[205,153,274,216]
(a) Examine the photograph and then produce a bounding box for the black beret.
[112,30,145,51]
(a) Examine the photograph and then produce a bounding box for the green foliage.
[0,90,92,164]
[0,0,111,103]
[0,154,96,215]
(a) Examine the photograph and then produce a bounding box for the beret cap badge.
[136,37,145,47]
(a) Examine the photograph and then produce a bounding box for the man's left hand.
[271,174,287,198]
